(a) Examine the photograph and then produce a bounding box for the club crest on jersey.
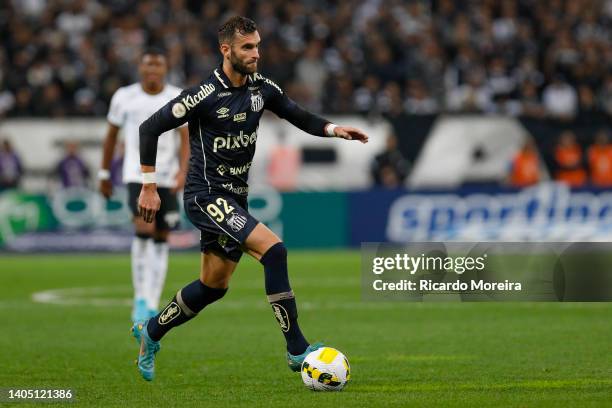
[227,212,247,232]
[250,92,263,112]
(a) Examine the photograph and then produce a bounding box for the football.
[301,347,350,391]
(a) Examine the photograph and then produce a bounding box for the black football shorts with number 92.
[184,192,259,262]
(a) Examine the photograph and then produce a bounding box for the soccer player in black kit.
[134,16,368,381]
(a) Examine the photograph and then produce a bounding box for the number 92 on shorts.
[185,193,259,261]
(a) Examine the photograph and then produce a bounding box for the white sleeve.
[107,89,126,127]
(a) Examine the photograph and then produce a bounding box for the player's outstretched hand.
[138,184,161,223]
[99,179,113,199]
[334,126,369,144]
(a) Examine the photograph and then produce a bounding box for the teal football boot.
[131,310,158,344]
[130,309,157,345]
[287,342,324,372]
[131,298,148,325]
[134,321,160,381]
[131,321,144,345]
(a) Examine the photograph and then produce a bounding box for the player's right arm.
[100,88,126,199]
[263,78,368,143]
[99,124,119,199]
[138,83,211,222]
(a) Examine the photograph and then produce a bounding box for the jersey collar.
[214,65,255,89]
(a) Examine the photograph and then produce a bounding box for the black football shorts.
[184,192,259,262]
[127,183,180,230]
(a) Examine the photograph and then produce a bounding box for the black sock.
[260,242,309,355]
[147,279,227,341]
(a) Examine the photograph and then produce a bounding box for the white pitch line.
[28,285,417,310]
[28,286,612,310]
[31,285,132,307]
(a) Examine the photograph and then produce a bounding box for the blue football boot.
[131,298,148,325]
[134,321,160,381]
[131,321,144,344]
[287,342,324,372]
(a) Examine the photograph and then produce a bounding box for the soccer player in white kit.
[99,48,189,325]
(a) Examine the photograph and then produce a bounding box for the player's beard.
[230,53,256,75]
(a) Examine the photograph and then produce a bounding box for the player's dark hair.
[141,46,166,60]
[218,16,257,44]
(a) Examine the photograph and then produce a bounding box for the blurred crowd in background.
[1,0,611,191]
[1,0,610,120]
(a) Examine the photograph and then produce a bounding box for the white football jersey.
[107,83,184,187]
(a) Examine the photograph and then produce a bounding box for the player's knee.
[260,242,287,266]
[200,275,230,289]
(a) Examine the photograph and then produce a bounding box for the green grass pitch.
[1,251,611,407]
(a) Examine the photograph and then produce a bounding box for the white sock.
[147,240,169,311]
[131,236,150,303]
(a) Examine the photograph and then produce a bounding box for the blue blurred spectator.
[56,141,90,188]
[0,139,23,190]
[110,141,124,187]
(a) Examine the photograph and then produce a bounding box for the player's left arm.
[139,96,190,222]
[139,84,207,222]
[172,126,190,194]
[265,84,368,143]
